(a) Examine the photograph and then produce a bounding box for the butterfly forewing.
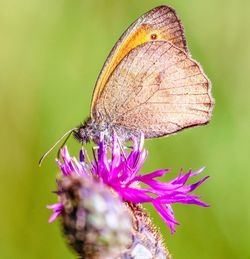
[91,6,187,115]
[93,41,213,138]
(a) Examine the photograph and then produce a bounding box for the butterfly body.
[74,117,137,144]
[74,6,214,145]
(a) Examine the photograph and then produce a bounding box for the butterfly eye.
[150,33,158,40]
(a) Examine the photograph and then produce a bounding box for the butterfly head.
[73,117,100,144]
[73,125,90,144]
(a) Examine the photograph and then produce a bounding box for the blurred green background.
[1,0,249,258]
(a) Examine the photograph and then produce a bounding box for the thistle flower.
[48,133,208,234]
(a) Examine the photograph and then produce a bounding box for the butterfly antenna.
[39,128,77,166]
[56,129,76,159]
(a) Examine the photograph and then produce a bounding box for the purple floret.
[48,132,209,234]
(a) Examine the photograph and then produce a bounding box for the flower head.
[48,133,209,234]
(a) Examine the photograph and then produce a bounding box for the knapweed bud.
[59,175,132,259]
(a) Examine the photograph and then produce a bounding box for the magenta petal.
[191,167,205,176]
[117,187,153,203]
[153,202,178,234]
[79,149,85,163]
[139,178,183,191]
[157,195,208,206]
[188,176,209,192]
[48,211,61,223]
[137,169,171,180]
[47,203,63,223]
[172,170,192,185]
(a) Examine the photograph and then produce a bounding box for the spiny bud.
[60,175,132,259]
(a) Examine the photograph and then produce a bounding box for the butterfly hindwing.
[93,41,213,138]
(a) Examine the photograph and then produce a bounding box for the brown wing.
[91,6,187,114]
[93,41,214,138]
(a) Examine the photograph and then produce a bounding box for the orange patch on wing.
[91,25,164,112]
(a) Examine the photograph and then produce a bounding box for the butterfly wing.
[92,40,213,138]
[91,6,188,115]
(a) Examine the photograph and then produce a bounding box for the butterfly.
[73,5,214,145]
[39,5,214,165]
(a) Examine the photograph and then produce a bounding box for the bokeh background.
[1,0,249,258]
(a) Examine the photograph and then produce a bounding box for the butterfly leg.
[112,129,136,173]
[81,145,92,167]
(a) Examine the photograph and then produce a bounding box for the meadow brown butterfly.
[74,5,214,144]
[39,5,214,164]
